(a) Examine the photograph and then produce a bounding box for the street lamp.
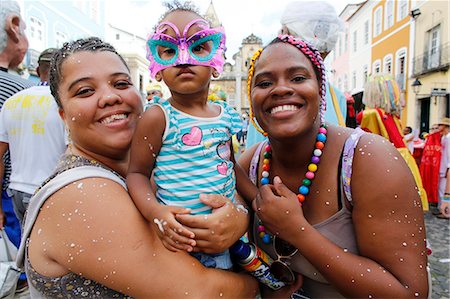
[412,78,422,95]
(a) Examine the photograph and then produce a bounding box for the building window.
[395,48,407,90]
[397,0,408,21]
[383,54,393,74]
[373,60,381,73]
[364,20,369,44]
[338,78,342,91]
[363,65,368,84]
[385,0,394,29]
[352,71,356,89]
[55,31,67,48]
[29,16,45,50]
[338,37,342,56]
[116,33,120,40]
[428,25,441,69]
[374,7,382,37]
[352,30,357,52]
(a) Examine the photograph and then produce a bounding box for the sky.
[106,0,361,61]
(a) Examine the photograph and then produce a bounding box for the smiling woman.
[239,35,430,298]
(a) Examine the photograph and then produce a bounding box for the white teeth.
[100,114,127,124]
[270,105,299,114]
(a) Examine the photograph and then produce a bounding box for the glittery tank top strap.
[341,127,366,203]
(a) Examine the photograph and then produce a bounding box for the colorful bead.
[262,171,269,178]
[262,164,270,171]
[262,234,272,244]
[317,133,327,143]
[306,171,315,179]
[302,178,311,186]
[297,194,305,203]
[313,149,322,157]
[316,141,325,149]
[299,185,310,195]
[261,177,270,185]
[257,225,265,232]
[308,163,318,172]
[311,156,320,164]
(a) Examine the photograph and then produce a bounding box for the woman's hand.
[176,194,250,254]
[253,176,307,243]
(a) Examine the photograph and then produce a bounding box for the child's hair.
[49,37,129,108]
[155,0,206,30]
[247,35,327,135]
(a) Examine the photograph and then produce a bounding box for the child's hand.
[151,205,196,252]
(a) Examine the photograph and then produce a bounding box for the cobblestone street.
[425,210,450,299]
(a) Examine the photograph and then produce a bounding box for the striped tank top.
[152,97,242,214]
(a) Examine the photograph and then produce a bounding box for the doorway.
[420,97,430,134]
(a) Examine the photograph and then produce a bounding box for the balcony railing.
[412,42,450,77]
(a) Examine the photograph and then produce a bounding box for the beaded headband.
[146,18,226,78]
[247,34,327,135]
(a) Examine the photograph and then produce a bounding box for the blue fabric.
[2,190,26,280]
[191,250,232,269]
[245,82,347,149]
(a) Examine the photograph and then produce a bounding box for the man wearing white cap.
[437,117,450,219]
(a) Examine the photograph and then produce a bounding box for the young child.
[126,3,257,270]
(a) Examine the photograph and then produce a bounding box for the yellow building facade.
[371,0,412,127]
[408,0,449,132]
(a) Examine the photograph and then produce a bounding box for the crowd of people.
[0,0,447,298]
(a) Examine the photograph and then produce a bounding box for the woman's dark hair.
[49,37,129,108]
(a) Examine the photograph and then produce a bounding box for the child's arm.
[231,143,258,206]
[127,106,195,252]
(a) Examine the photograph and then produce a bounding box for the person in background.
[16,36,259,298]
[0,48,67,225]
[0,0,34,293]
[246,0,347,149]
[357,74,428,211]
[146,82,163,103]
[240,113,249,145]
[420,124,442,210]
[437,117,450,219]
[403,126,414,154]
[240,34,429,298]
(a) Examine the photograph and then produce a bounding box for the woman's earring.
[66,127,73,154]
[155,73,162,82]
[212,70,220,78]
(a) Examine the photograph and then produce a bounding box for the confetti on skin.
[236,204,248,214]
[153,218,165,233]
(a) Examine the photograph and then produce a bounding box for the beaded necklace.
[258,125,328,244]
